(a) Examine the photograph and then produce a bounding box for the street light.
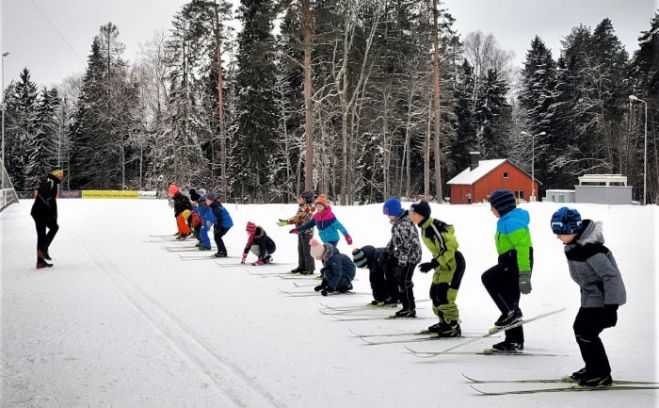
[1,52,9,189]
[629,95,648,205]
[521,130,546,202]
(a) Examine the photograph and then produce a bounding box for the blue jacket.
[198,203,216,249]
[321,246,356,291]
[219,206,233,229]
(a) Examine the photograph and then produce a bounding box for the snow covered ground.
[1,198,657,407]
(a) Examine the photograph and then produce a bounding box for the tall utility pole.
[629,95,648,205]
[1,52,9,189]
[302,0,314,193]
[431,0,442,202]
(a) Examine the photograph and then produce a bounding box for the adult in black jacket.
[352,246,398,305]
[31,169,64,268]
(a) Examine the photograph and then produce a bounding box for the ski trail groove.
[69,231,283,408]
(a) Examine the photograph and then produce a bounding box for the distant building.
[546,189,576,203]
[447,152,541,204]
[575,174,633,204]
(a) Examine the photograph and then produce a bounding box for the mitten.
[419,259,439,273]
[602,304,618,328]
[277,219,289,226]
[252,259,264,266]
[519,273,532,295]
[241,253,247,264]
[289,228,300,234]
[345,234,353,245]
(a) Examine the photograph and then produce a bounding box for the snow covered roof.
[447,159,507,185]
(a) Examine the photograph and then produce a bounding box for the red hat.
[168,184,179,197]
[246,221,257,234]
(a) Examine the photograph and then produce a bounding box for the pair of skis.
[463,373,659,395]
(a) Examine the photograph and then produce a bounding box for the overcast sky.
[1,0,656,88]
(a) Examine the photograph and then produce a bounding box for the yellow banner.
[82,190,140,199]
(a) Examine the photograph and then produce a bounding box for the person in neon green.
[410,200,466,337]
[481,189,533,353]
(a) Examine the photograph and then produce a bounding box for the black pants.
[395,263,417,310]
[370,266,387,301]
[574,307,612,376]
[33,216,59,254]
[481,260,524,344]
[213,227,229,254]
[297,233,315,272]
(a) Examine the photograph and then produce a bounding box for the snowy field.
[1,199,657,407]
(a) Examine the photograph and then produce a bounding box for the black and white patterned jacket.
[384,210,422,267]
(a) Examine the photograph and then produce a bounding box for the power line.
[28,0,86,64]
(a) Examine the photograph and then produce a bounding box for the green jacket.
[495,207,533,273]
[419,217,459,273]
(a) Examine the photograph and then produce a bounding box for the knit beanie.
[246,221,257,234]
[310,239,326,259]
[301,191,315,205]
[489,189,516,216]
[352,248,368,268]
[50,169,64,178]
[167,184,179,197]
[198,188,207,196]
[551,207,582,234]
[410,200,431,219]
[383,197,403,217]
[314,194,330,208]
[189,189,200,202]
[206,192,217,202]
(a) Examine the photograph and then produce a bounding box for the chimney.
[469,151,480,171]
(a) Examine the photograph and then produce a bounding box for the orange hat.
[167,184,179,197]
[314,194,329,208]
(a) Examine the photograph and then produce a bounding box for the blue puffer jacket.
[220,206,233,229]
[198,203,216,249]
[321,246,356,291]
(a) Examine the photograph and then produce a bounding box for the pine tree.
[234,0,279,200]
[4,68,38,190]
[24,87,60,188]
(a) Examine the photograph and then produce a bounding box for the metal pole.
[643,100,647,205]
[1,52,8,189]
[531,133,534,201]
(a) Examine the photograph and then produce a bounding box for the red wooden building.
[447,153,541,204]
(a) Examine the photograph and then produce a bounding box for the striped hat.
[352,248,368,268]
[489,189,516,216]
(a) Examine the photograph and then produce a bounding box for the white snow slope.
[1,199,657,408]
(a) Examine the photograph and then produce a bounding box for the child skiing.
[168,184,193,239]
[311,240,356,296]
[410,200,465,337]
[481,189,533,352]
[382,197,422,318]
[31,169,64,268]
[207,192,233,257]
[352,246,398,306]
[290,194,352,247]
[551,207,626,386]
[277,191,316,274]
[242,222,276,266]
[196,194,214,251]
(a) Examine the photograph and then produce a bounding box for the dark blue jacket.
[321,246,356,291]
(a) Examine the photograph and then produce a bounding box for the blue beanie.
[551,207,582,234]
[383,197,403,216]
[489,189,516,216]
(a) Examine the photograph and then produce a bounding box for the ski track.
[67,229,283,408]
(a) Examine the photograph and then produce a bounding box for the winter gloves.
[345,234,353,245]
[519,273,532,294]
[289,228,300,234]
[602,304,618,328]
[277,219,289,226]
[253,259,264,266]
[419,259,439,273]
